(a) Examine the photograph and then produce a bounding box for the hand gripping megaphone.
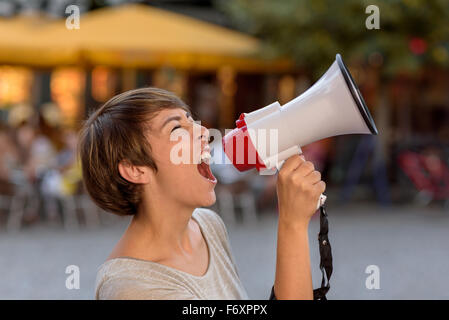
[222,54,378,210]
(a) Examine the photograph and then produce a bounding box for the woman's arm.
[273,220,312,299]
[272,155,326,300]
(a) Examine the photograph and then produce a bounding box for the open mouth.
[197,161,217,184]
[197,148,217,184]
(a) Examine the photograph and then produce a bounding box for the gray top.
[95,208,249,299]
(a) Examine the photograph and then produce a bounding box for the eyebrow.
[160,112,191,131]
[160,116,181,131]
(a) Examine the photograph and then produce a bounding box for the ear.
[118,160,152,184]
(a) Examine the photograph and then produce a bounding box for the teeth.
[201,151,211,164]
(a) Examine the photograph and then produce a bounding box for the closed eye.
[171,125,181,133]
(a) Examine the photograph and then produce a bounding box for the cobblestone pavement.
[0,202,448,299]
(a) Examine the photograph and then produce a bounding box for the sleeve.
[96,277,198,300]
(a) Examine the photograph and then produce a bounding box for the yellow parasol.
[0,14,79,66]
[0,4,291,71]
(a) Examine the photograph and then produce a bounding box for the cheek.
[172,135,201,165]
[157,160,197,189]
[167,164,194,182]
[151,136,215,203]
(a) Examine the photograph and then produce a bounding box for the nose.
[201,126,210,144]
[194,121,209,143]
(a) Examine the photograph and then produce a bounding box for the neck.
[126,187,197,259]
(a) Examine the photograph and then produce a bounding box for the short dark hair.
[78,87,190,216]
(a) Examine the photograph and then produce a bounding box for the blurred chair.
[74,184,102,228]
[5,168,35,232]
[41,166,101,230]
[0,180,17,229]
[214,179,258,225]
[397,148,449,208]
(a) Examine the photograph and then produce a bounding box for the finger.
[279,154,304,176]
[305,170,321,184]
[314,180,326,193]
[295,160,315,177]
[290,163,316,186]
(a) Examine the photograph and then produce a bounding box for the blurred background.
[0,0,448,299]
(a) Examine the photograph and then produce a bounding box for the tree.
[219,0,449,78]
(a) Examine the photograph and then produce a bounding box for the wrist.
[278,216,310,233]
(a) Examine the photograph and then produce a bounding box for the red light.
[409,37,428,55]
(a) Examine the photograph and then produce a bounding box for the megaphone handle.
[275,156,327,211]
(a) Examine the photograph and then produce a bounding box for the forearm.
[273,219,313,300]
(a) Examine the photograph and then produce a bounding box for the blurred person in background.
[58,129,82,196]
[0,124,19,196]
[14,120,57,224]
[40,128,82,224]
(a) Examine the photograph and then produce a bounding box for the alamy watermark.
[168,120,281,169]
[365,5,380,30]
[65,5,80,30]
[365,264,380,290]
[65,264,80,290]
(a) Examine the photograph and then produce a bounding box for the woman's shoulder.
[95,258,152,294]
[192,207,228,240]
[94,258,192,299]
[95,258,136,299]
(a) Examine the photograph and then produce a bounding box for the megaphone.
[222,54,378,209]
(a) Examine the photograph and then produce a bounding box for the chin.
[197,190,217,208]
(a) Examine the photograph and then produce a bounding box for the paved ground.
[0,201,448,299]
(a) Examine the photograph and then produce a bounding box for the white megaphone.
[222,54,378,210]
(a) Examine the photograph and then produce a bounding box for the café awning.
[0,4,292,71]
[0,14,78,66]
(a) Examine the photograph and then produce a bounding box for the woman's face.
[146,107,217,208]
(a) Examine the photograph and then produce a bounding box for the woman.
[78,87,325,300]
